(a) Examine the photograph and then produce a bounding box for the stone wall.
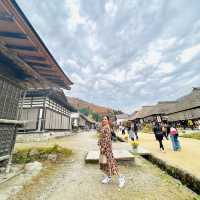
[16,131,74,143]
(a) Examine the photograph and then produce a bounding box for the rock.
[0,167,6,173]
[47,154,58,162]
[29,148,39,157]
[25,161,42,174]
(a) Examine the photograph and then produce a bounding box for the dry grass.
[180,132,200,140]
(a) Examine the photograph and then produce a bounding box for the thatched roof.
[130,88,200,121]
[116,114,129,120]
[129,111,138,121]
[152,101,178,115]
[135,106,155,119]
[80,113,96,124]
[167,88,200,114]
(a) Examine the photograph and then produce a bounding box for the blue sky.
[17,0,200,113]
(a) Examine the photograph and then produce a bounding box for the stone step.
[85,150,135,164]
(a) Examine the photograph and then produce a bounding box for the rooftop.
[0,0,73,90]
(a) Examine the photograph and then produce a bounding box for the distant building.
[19,89,76,132]
[116,114,129,125]
[166,88,200,122]
[131,88,200,125]
[71,112,80,129]
[79,113,96,130]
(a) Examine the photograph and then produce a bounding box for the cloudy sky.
[17,0,200,113]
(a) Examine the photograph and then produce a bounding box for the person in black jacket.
[153,122,165,152]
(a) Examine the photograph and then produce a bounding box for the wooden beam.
[0,31,27,39]
[0,12,14,22]
[19,55,46,62]
[5,44,37,51]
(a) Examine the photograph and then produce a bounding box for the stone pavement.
[138,132,200,179]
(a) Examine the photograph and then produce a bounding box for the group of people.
[153,122,181,152]
[97,116,183,188]
[120,123,139,141]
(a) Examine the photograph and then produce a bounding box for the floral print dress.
[99,124,119,176]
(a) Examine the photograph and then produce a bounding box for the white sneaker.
[102,176,112,184]
[118,176,125,188]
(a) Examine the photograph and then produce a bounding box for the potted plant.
[130,140,139,153]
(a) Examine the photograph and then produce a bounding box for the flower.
[130,140,139,148]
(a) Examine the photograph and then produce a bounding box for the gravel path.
[12,131,198,200]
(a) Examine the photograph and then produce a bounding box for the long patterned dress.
[99,124,119,176]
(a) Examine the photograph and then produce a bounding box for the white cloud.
[65,0,87,31]
[177,43,200,63]
[146,49,162,65]
[71,73,85,85]
[150,38,176,51]
[105,68,127,83]
[105,0,118,17]
[158,62,175,74]
[160,76,172,83]
[65,59,80,69]
[81,65,92,75]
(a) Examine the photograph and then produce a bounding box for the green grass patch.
[13,144,72,164]
[180,132,200,140]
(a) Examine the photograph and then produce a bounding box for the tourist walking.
[121,126,126,135]
[161,123,168,140]
[98,116,125,188]
[130,122,139,141]
[153,122,165,152]
[169,124,181,151]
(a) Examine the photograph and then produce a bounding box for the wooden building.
[79,113,96,130]
[20,89,76,132]
[0,0,72,167]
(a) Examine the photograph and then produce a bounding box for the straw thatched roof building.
[166,88,200,121]
[130,88,200,123]
[116,114,129,125]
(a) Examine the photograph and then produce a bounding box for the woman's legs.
[158,139,164,150]
[135,131,139,140]
[170,135,176,151]
[174,136,181,150]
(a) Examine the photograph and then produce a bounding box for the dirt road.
[12,131,198,200]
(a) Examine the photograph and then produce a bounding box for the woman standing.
[153,122,165,152]
[169,124,181,151]
[98,116,125,188]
